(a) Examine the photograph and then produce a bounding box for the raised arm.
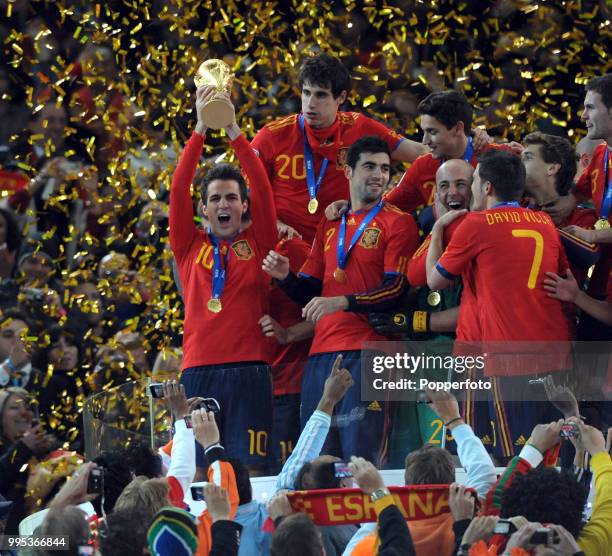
[169,87,216,259]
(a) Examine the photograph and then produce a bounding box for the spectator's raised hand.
[317,354,354,415]
[544,270,580,303]
[162,380,190,420]
[348,456,386,496]
[574,420,606,457]
[424,388,462,427]
[460,515,498,547]
[528,420,563,453]
[203,484,231,523]
[49,462,100,509]
[191,408,220,449]
[504,522,542,553]
[276,220,302,240]
[543,376,579,418]
[262,250,290,280]
[267,493,293,521]
[448,483,475,521]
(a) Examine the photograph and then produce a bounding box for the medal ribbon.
[600,148,612,222]
[337,201,384,270]
[209,233,229,302]
[299,115,329,203]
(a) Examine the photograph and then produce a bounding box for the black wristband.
[444,417,463,428]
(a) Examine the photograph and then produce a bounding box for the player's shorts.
[269,393,301,474]
[464,374,559,461]
[180,362,273,469]
[300,350,389,466]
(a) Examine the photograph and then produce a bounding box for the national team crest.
[360,228,381,248]
[231,239,254,260]
[336,148,349,168]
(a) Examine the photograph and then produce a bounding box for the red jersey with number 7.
[437,207,571,374]
[251,112,405,243]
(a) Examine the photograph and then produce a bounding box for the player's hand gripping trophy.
[194,59,235,129]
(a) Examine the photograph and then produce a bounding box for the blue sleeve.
[275,410,331,492]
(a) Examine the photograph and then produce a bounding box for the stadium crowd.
[0,0,611,554]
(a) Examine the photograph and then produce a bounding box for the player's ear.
[336,90,348,106]
[344,164,353,181]
[484,181,493,196]
[454,121,465,136]
[241,200,248,214]
[199,199,207,218]
[547,162,561,177]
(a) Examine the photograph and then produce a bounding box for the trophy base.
[202,97,234,130]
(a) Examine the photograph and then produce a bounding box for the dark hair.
[99,508,149,556]
[0,308,29,328]
[418,91,473,135]
[404,444,455,485]
[346,136,391,169]
[298,53,351,99]
[586,73,612,109]
[523,132,577,196]
[200,164,247,203]
[501,467,587,538]
[0,208,21,255]
[228,458,252,505]
[91,451,133,516]
[477,149,525,202]
[271,513,323,556]
[124,443,163,478]
[295,458,341,490]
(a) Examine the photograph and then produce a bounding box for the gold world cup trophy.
[194,59,235,130]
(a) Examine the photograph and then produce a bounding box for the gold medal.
[333,268,347,283]
[207,298,222,313]
[594,218,610,230]
[308,198,319,214]
[427,291,441,307]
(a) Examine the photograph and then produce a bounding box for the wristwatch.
[370,487,390,502]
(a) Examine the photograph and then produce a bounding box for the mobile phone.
[196,398,220,414]
[530,528,559,545]
[191,486,205,501]
[560,423,579,438]
[148,383,165,399]
[333,461,352,479]
[493,519,516,535]
[87,468,103,495]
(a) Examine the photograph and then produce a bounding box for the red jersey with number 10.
[437,207,571,346]
[251,112,405,243]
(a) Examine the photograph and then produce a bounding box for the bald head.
[435,159,473,210]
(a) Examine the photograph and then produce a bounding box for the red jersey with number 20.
[251,112,404,243]
[437,206,571,344]
[300,203,419,355]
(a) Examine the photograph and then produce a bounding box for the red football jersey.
[269,238,312,395]
[299,203,419,354]
[251,112,405,243]
[385,143,512,213]
[576,143,611,221]
[169,132,277,369]
[438,206,571,349]
[406,216,466,287]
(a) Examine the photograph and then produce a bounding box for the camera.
[530,528,559,545]
[493,519,517,535]
[87,467,103,495]
[191,486,205,501]
[560,423,579,438]
[184,398,221,428]
[148,383,165,398]
[333,461,352,479]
